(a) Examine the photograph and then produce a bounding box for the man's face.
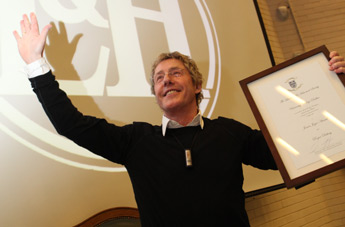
[153,59,201,115]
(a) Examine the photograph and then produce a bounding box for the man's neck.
[164,108,198,126]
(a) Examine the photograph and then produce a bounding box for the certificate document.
[256,61,345,169]
[240,46,345,188]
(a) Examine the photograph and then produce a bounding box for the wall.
[257,0,304,64]
[258,0,345,63]
[247,0,345,226]
[289,0,345,56]
[246,169,345,226]
[257,0,285,64]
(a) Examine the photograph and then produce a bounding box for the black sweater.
[30,71,277,226]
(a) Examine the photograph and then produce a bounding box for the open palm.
[13,13,52,64]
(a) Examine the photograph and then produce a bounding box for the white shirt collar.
[161,111,204,136]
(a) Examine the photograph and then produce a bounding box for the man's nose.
[163,73,173,85]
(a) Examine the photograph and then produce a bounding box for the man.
[13,13,345,226]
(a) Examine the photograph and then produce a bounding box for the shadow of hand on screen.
[43,21,125,127]
[45,21,83,80]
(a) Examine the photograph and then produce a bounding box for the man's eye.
[171,70,182,77]
[155,75,164,83]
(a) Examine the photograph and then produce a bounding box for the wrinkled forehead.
[154,58,186,74]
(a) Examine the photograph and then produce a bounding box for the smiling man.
[151,52,202,126]
[13,13,345,227]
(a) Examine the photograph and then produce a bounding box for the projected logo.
[0,0,221,172]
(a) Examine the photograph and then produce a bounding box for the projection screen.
[1,0,283,226]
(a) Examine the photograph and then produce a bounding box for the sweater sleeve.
[29,71,132,164]
[242,126,278,170]
[218,117,277,170]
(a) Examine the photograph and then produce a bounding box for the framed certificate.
[240,45,345,188]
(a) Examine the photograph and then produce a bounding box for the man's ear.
[195,83,202,94]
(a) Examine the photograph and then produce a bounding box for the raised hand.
[13,12,52,64]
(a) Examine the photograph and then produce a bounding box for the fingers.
[329,51,339,59]
[329,51,345,74]
[20,19,26,36]
[329,60,345,73]
[13,30,21,42]
[15,12,52,40]
[332,65,345,74]
[13,19,26,43]
[14,12,52,64]
[23,14,31,33]
[48,22,58,37]
[19,13,40,36]
[329,55,344,66]
[19,13,32,36]
[328,51,341,65]
[41,24,53,39]
[30,12,39,34]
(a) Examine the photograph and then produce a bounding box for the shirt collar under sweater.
[161,111,204,136]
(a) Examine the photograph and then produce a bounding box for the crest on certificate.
[286,77,302,91]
